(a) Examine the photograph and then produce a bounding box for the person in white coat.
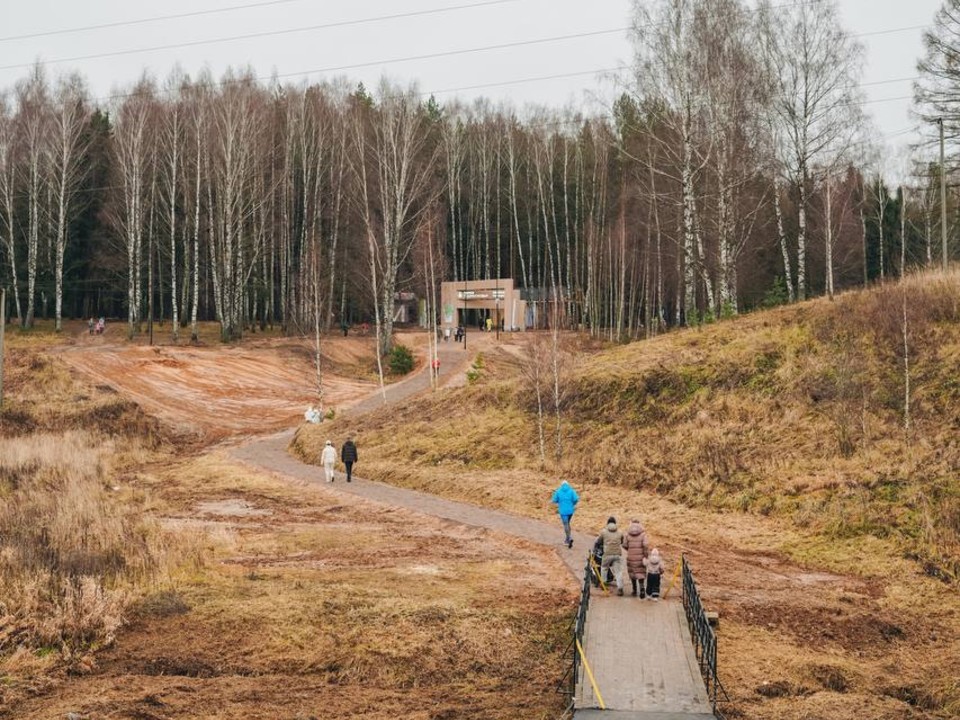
[321,440,337,482]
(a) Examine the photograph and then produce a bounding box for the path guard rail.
[681,554,728,715]
[557,553,593,712]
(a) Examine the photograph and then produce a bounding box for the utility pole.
[941,118,948,272]
[0,288,5,408]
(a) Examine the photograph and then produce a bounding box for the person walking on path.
[341,436,358,482]
[598,516,626,596]
[643,548,665,600]
[622,518,650,597]
[321,440,337,482]
[550,480,579,548]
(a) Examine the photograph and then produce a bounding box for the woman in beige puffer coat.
[622,519,649,597]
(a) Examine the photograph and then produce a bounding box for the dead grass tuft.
[0,432,171,656]
[131,589,191,619]
[806,663,849,693]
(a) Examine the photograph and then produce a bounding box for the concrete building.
[439,278,526,333]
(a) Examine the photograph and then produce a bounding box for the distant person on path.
[321,440,337,482]
[597,517,625,596]
[622,518,650,597]
[643,548,665,600]
[550,480,579,548]
[341,436,358,482]
[444,326,451,342]
[87,317,94,334]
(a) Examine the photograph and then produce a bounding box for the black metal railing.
[557,553,593,713]
[681,554,728,715]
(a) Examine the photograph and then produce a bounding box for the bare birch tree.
[110,78,156,338]
[916,0,960,144]
[47,72,91,332]
[630,0,710,324]
[352,83,438,359]
[159,70,188,341]
[699,0,770,315]
[0,94,21,323]
[15,66,50,329]
[208,72,268,341]
[759,0,864,301]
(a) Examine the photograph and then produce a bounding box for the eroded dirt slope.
[58,334,391,441]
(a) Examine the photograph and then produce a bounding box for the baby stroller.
[589,536,615,588]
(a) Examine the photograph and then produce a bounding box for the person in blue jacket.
[551,480,580,549]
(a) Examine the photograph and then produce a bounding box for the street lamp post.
[495,276,500,340]
[941,117,948,272]
[463,276,467,351]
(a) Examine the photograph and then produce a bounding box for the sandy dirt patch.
[57,336,390,441]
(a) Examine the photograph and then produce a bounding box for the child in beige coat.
[642,548,665,600]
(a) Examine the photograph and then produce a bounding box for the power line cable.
[422,66,626,97]
[268,28,629,82]
[76,27,632,106]
[0,0,518,73]
[0,0,312,43]
[863,75,919,88]
[0,0,838,76]
[854,24,929,38]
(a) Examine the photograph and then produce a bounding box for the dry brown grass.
[1,324,576,719]
[3,450,573,719]
[0,432,172,659]
[293,269,960,719]
[308,271,960,580]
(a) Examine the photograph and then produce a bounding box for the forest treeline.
[0,0,955,348]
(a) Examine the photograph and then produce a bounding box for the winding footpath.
[229,339,716,719]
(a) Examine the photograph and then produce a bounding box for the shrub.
[388,344,415,375]
[466,353,485,384]
[762,275,790,308]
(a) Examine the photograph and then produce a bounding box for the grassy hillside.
[0,325,571,719]
[296,269,960,719]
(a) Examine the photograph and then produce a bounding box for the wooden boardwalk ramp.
[573,591,716,719]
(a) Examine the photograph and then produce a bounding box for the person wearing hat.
[320,440,337,482]
[550,480,579,548]
[597,516,626,596]
[643,548,665,600]
[622,518,650,597]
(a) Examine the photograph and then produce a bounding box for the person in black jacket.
[341,436,358,482]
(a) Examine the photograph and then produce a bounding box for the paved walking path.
[347,338,473,415]
[228,336,715,719]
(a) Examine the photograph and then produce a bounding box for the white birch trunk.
[825,172,834,299]
[774,178,795,302]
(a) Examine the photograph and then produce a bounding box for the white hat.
[325,440,332,445]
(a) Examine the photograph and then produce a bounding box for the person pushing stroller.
[596,516,625,596]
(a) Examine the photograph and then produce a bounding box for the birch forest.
[0,0,954,346]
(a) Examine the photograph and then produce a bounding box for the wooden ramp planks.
[575,594,714,718]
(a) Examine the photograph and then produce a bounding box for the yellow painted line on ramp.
[576,637,605,710]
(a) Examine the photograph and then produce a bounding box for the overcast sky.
[0,0,944,156]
